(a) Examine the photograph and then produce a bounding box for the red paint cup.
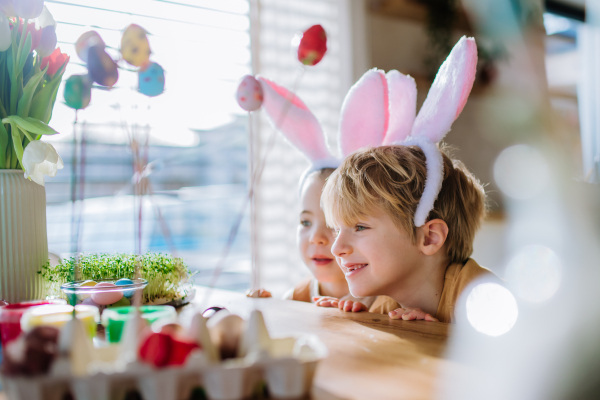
[0,299,66,346]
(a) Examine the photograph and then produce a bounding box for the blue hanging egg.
[138,62,165,97]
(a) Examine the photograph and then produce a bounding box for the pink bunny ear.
[338,69,389,157]
[258,76,334,164]
[382,70,417,145]
[411,36,478,143]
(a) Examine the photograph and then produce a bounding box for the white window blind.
[253,0,357,296]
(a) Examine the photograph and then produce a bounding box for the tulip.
[16,20,42,50]
[22,140,64,186]
[36,25,56,57]
[14,0,44,20]
[0,0,15,17]
[34,5,54,29]
[41,47,69,76]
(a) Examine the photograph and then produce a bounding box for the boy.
[321,144,492,323]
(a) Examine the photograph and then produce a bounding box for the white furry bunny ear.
[258,76,337,169]
[411,36,478,143]
[382,70,417,145]
[338,69,389,157]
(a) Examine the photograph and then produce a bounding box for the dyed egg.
[138,62,165,97]
[87,45,119,87]
[115,278,135,298]
[107,297,130,308]
[64,75,92,110]
[121,24,150,67]
[91,282,123,305]
[236,75,263,112]
[297,25,327,66]
[79,280,97,287]
[207,313,244,360]
[75,31,105,63]
[0,11,11,52]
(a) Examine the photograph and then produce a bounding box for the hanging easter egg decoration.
[236,75,263,112]
[75,31,105,63]
[297,24,327,66]
[64,75,92,110]
[121,24,151,67]
[138,62,165,97]
[87,45,119,87]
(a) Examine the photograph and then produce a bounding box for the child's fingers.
[259,290,272,298]
[338,300,346,310]
[352,302,367,312]
[343,301,354,312]
[388,308,406,319]
[424,313,439,322]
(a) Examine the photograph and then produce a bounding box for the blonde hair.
[321,145,486,264]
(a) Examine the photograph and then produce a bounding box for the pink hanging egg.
[236,75,263,112]
[91,282,124,305]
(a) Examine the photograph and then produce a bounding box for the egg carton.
[1,310,327,400]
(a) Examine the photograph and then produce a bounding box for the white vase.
[0,169,48,303]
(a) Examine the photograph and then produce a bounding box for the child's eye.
[300,220,311,227]
[355,225,367,232]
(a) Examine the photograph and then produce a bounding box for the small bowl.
[101,305,177,343]
[60,278,148,309]
[0,299,67,346]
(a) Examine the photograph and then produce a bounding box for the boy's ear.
[417,219,449,256]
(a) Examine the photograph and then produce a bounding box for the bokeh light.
[505,245,562,303]
[466,283,518,337]
[493,145,550,200]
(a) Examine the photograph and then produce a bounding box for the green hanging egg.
[64,74,91,110]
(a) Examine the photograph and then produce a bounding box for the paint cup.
[20,304,99,339]
[101,306,177,343]
[0,299,67,346]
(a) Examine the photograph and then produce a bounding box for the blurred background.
[42,0,589,297]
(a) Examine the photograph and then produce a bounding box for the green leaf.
[30,74,63,123]
[3,115,58,136]
[18,126,35,142]
[0,123,8,168]
[10,72,21,116]
[9,121,23,169]
[17,32,32,75]
[17,67,47,117]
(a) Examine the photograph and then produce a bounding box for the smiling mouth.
[312,258,334,266]
[344,264,368,276]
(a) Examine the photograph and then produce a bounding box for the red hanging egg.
[297,24,327,66]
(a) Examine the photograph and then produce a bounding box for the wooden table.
[0,287,451,400]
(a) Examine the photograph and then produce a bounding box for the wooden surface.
[0,287,451,400]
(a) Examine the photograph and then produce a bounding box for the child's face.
[331,206,422,298]
[297,175,346,284]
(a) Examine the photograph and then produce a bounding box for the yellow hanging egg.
[120,24,151,67]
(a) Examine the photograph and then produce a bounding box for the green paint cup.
[101,306,176,343]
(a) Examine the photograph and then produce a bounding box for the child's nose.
[310,228,329,245]
[331,233,351,258]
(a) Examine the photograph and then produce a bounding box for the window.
[44,0,253,291]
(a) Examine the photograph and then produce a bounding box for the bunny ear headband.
[259,36,477,227]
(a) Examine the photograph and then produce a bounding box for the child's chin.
[348,284,374,299]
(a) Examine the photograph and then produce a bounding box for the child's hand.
[314,297,367,312]
[246,289,272,298]
[338,299,368,312]
[389,307,438,321]
[313,296,339,307]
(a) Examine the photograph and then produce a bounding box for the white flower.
[35,6,56,30]
[22,140,64,186]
